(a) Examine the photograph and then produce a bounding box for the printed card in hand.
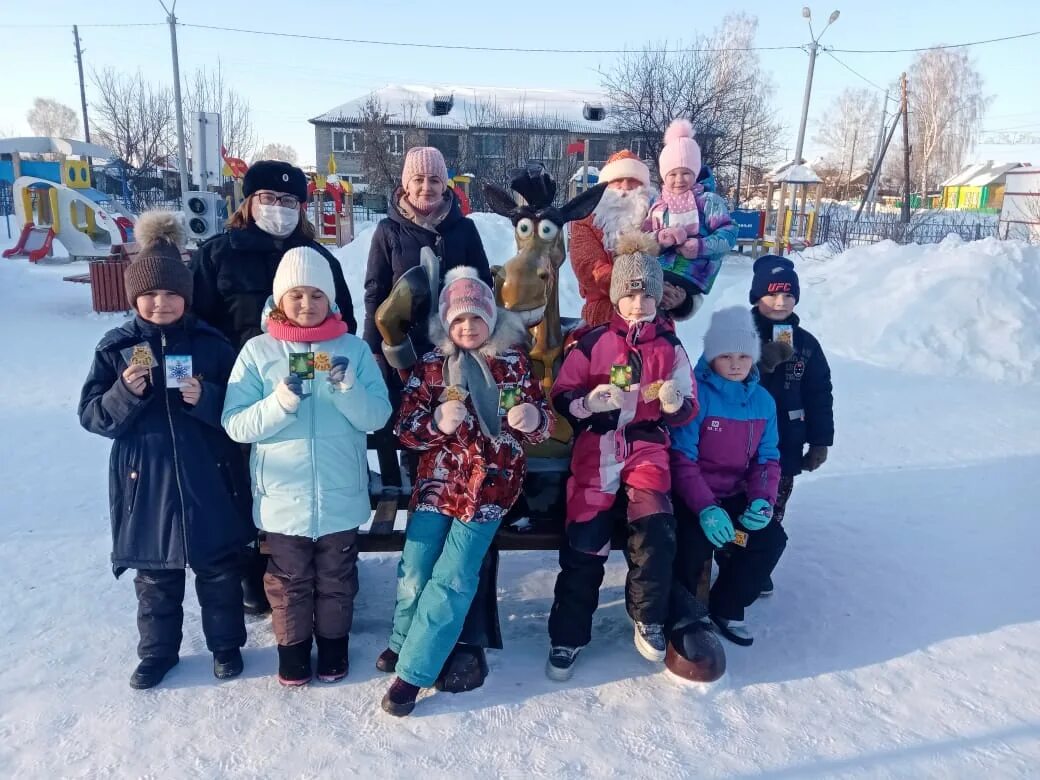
[313,351,332,372]
[164,355,193,388]
[642,380,664,402]
[610,364,633,391]
[773,324,794,348]
[733,530,749,548]
[120,343,158,369]
[498,385,519,416]
[439,385,470,404]
[289,352,315,380]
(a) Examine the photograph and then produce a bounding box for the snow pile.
[795,236,1040,383]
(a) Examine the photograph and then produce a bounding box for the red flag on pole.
[566,141,585,155]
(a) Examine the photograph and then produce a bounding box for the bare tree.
[254,142,299,165]
[184,63,257,161]
[27,98,80,139]
[90,68,173,168]
[358,96,397,199]
[907,48,990,192]
[813,88,879,170]
[602,13,783,196]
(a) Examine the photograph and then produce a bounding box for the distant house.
[940,161,1024,211]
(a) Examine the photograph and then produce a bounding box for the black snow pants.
[674,493,787,622]
[548,513,676,648]
[134,556,246,660]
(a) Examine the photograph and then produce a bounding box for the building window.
[587,138,611,162]
[427,132,460,160]
[388,131,405,156]
[472,133,507,159]
[529,135,563,160]
[629,137,649,159]
[331,128,364,153]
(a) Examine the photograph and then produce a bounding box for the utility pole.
[855,110,901,220]
[164,5,191,202]
[865,90,889,215]
[792,9,840,208]
[734,102,748,211]
[73,26,91,145]
[900,72,911,224]
[844,128,858,201]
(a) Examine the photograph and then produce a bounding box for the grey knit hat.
[124,210,192,307]
[703,306,762,363]
[610,232,664,306]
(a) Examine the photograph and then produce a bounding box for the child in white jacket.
[222,247,391,686]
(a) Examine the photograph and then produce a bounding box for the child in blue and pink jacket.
[669,306,785,647]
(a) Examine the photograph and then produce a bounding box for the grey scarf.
[442,348,501,439]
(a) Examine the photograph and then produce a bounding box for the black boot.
[242,546,270,616]
[277,638,312,686]
[381,677,420,717]
[213,648,244,680]
[315,635,349,683]
[130,656,179,690]
[375,647,399,673]
[435,644,489,693]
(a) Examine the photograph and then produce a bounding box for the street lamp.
[791,8,840,171]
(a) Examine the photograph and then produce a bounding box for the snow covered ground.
[1,222,1038,778]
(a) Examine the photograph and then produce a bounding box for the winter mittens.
[583,384,624,414]
[507,402,541,434]
[740,499,773,531]
[327,356,355,392]
[759,341,795,373]
[657,380,684,414]
[802,444,829,472]
[276,375,305,413]
[657,226,687,248]
[699,505,736,548]
[434,399,468,435]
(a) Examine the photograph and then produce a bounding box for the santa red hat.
[599,149,651,187]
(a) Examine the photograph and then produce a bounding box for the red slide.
[3,223,55,262]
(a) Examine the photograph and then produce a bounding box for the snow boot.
[760,575,774,598]
[633,622,667,662]
[381,677,420,717]
[435,644,488,693]
[375,647,399,674]
[545,646,582,682]
[130,656,179,690]
[277,638,313,686]
[315,635,349,683]
[213,648,243,680]
[242,547,271,616]
[710,615,754,647]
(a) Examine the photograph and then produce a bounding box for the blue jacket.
[221,303,392,538]
[78,315,253,577]
[752,309,834,476]
[670,356,781,514]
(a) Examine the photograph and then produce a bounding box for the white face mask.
[254,204,299,238]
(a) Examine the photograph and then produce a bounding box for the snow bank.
[796,236,1040,383]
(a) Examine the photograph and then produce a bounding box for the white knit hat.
[273,246,337,306]
[703,306,762,363]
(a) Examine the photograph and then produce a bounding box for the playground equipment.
[1,138,134,262]
[763,164,823,255]
[308,173,354,247]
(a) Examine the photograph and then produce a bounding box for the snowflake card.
[164,355,193,388]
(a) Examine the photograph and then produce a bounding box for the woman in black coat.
[189,160,356,614]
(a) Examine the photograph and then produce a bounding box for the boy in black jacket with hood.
[750,255,834,595]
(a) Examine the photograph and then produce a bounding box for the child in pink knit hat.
[643,119,737,319]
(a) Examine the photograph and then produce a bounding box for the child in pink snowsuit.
[643,119,737,319]
[546,233,698,680]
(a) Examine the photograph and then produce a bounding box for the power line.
[830,29,1040,53]
[823,50,899,101]
[0,22,164,29]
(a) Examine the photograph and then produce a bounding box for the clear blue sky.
[1,0,1038,167]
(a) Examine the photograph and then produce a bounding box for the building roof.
[940,161,1023,188]
[0,137,116,158]
[311,85,620,134]
[772,164,822,184]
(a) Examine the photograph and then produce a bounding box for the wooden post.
[901,72,911,224]
[582,138,590,193]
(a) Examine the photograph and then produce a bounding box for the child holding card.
[545,233,698,681]
[669,307,784,647]
[378,267,552,716]
[78,210,252,690]
[221,247,391,686]
[750,255,834,596]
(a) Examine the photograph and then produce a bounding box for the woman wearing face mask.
[190,160,357,616]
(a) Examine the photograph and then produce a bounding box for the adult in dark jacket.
[750,255,835,587]
[363,146,498,693]
[189,160,356,614]
[79,214,252,688]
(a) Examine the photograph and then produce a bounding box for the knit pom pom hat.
[749,254,801,304]
[439,266,498,333]
[401,146,449,187]
[703,306,762,363]
[658,118,702,179]
[610,232,664,305]
[124,210,192,308]
[273,246,337,306]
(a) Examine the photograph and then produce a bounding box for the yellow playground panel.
[763,165,823,256]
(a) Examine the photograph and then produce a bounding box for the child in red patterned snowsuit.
[546,233,698,680]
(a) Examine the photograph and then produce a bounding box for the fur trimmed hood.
[428,304,530,359]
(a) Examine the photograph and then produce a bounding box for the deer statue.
[483,166,605,457]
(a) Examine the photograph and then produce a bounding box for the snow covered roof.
[310,85,620,134]
[941,161,1023,188]
[773,164,822,184]
[0,137,115,159]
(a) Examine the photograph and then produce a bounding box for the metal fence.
[814,214,999,250]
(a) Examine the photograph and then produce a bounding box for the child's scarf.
[268,312,348,343]
[442,348,501,439]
